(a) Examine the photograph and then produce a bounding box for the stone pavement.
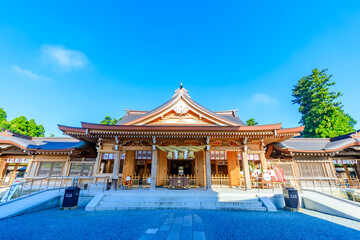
[139,212,206,240]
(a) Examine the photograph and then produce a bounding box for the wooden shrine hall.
[58,86,304,190]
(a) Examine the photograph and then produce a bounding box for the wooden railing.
[124,174,151,188]
[164,174,199,188]
[142,174,151,188]
[211,174,230,187]
[250,177,276,189]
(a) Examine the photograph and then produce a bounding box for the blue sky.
[0,1,360,136]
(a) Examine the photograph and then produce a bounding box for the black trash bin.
[106,179,112,190]
[62,187,80,208]
[283,188,299,208]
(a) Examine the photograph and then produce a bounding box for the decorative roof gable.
[119,86,244,126]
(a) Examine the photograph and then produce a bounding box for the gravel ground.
[0,208,359,240]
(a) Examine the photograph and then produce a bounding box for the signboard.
[333,159,358,165]
[0,178,23,202]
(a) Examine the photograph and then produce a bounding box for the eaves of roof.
[78,122,283,131]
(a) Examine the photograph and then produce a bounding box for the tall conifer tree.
[292,68,356,138]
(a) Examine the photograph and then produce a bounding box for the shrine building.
[0,86,359,189]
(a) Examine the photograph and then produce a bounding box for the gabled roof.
[272,130,360,153]
[117,87,246,126]
[58,86,304,144]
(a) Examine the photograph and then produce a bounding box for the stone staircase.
[88,189,267,211]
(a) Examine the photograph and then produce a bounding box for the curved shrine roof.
[272,130,360,153]
[0,130,89,152]
[57,86,304,143]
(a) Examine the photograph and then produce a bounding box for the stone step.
[91,190,268,212]
[94,205,267,211]
[101,196,258,202]
[98,200,263,207]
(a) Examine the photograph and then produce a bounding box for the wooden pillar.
[241,150,251,190]
[205,149,212,190]
[260,151,268,171]
[227,151,240,187]
[343,164,353,186]
[111,148,121,189]
[92,148,102,176]
[28,161,38,177]
[195,150,205,186]
[353,163,360,179]
[150,149,158,190]
[356,161,360,179]
[62,156,71,176]
[0,159,6,178]
[343,164,351,178]
[24,156,34,178]
[122,151,135,182]
[156,150,167,186]
[10,163,19,185]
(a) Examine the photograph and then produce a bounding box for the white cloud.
[41,45,89,68]
[250,93,278,105]
[12,65,52,82]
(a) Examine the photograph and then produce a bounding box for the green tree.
[0,108,6,123]
[246,118,258,126]
[0,108,45,137]
[0,108,10,130]
[7,116,45,137]
[292,68,356,138]
[100,116,123,125]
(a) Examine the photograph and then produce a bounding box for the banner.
[332,159,358,165]
[6,158,30,164]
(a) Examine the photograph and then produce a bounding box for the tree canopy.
[0,108,45,137]
[100,116,123,125]
[292,68,357,138]
[246,118,258,126]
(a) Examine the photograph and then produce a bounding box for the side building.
[0,130,96,186]
[268,131,360,186]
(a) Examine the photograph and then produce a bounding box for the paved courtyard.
[0,208,359,240]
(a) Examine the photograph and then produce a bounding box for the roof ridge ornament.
[172,83,191,99]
